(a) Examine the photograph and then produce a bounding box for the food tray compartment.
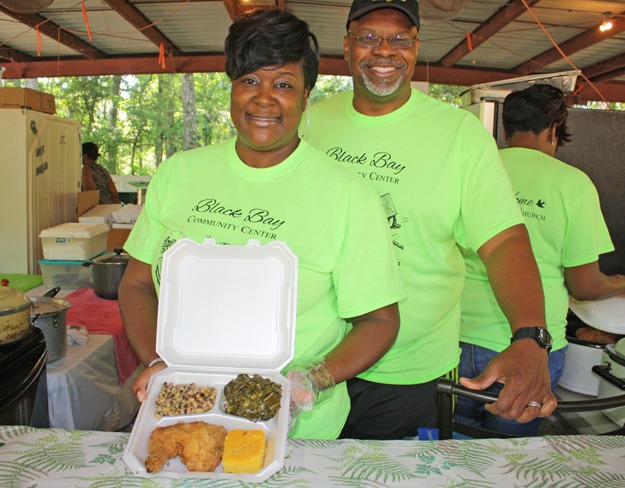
[123,368,291,482]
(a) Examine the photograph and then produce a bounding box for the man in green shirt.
[307,0,554,439]
[457,84,625,436]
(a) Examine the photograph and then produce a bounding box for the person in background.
[81,142,120,204]
[456,83,625,436]
[118,8,403,440]
[306,0,555,440]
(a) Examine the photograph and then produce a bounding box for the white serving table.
[27,285,141,430]
[46,334,141,430]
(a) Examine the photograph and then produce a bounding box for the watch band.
[148,357,165,368]
[510,327,553,352]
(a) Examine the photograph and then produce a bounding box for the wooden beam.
[588,67,625,85]
[514,9,625,75]
[575,80,625,104]
[439,0,542,68]
[415,62,519,87]
[222,0,238,20]
[3,53,625,103]
[0,45,34,62]
[0,5,106,59]
[221,0,282,21]
[103,0,181,56]
[583,52,625,80]
[1,54,226,79]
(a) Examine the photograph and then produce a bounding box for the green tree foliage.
[17,74,618,179]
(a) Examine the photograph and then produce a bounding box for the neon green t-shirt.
[461,147,615,352]
[124,138,403,439]
[307,89,523,384]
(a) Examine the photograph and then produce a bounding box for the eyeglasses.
[348,32,418,50]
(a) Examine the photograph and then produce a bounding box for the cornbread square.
[222,429,266,473]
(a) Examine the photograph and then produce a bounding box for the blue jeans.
[454,342,567,437]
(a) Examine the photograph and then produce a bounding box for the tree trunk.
[108,75,122,174]
[181,73,198,151]
[155,77,164,168]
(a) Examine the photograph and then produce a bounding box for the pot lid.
[156,238,297,372]
[569,295,625,335]
[29,297,71,316]
[92,249,130,265]
[0,283,31,314]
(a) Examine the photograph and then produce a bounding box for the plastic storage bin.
[38,259,93,289]
[40,223,109,260]
[123,238,297,483]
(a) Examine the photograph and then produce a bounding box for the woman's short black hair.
[82,142,100,160]
[224,8,320,92]
[502,84,571,147]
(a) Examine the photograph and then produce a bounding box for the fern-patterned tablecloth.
[1,426,624,487]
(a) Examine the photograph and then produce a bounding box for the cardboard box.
[107,228,132,251]
[77,190,100,217]
[0,87,56,114]
[79,203,123,227]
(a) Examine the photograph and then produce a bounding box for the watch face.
[538,328,553,346]
[512,327,552,351]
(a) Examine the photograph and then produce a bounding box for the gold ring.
[527,401,542,408]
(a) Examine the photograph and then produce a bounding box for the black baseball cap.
[347,0,421,31]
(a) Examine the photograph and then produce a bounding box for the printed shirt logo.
[325,145,407,252]
[325,146,405,184]
[515,191,546,222]
[154,199,287,288]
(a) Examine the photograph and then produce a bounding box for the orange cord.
[520,0,609,106]
[81,0,92,41]
[159,42,166,69]
[36,25,42,56]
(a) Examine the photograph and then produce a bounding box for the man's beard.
[360,60,406,97]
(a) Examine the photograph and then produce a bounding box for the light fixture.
[600,12,613,32]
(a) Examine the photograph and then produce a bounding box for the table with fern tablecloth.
[1,426,624,487]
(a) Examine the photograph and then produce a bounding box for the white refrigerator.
[0,108,81,274]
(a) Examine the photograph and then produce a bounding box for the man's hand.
[459,340,556,422]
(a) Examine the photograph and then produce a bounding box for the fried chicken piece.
[145,421,227,473]
[575,326,621,345]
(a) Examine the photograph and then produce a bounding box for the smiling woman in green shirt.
[118,8,403,440]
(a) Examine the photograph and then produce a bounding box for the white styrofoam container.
[40,222,109,260]
[123,238,297,483]
[569,296,625,335]
[78,204,123,227]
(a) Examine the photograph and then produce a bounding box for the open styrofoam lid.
[157,238,297,371]
[569,295,625,335]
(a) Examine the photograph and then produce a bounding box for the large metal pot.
[0,283,32,345]
[593,339,625,425]
[89,248,129,300]
[29,296,71,362]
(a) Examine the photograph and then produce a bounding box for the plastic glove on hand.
[285,360,335,431]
